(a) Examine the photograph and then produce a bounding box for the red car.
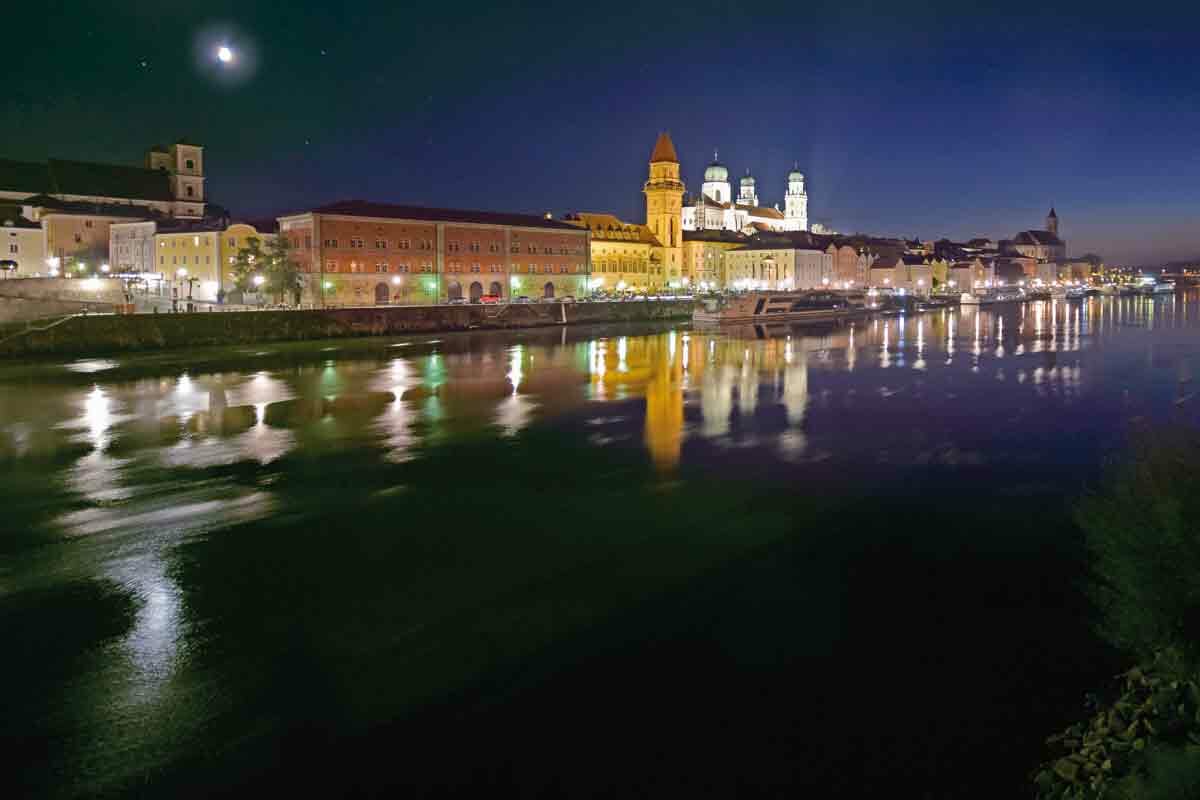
[479,295,502,304]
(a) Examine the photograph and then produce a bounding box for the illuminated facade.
[567,213,657,293]
[278,201,590,305]
[681,152,808,234]
[643,132,685,287]
[724,238,833,290]
[154,226,222,301]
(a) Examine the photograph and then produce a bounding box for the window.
[470,263,481,273]
[351,262,363,273]
[323,239,338,247]
[489,243,499,253]
[185,159,194,169]
[206,255,211,264]
[398,239,410,250]
[326,260,338,272]
[305,235,312,248]
[543,247,552,254]
[469,242,480,253]
[173,256,177,265]
[160,255,165,265]
[84,220,93,228]
[229,256,236,264]
[375,240,387,249]
[510,244,520,253]
[74,233,82,243]
[376,263,388,273]
[397,264,409,273]
[448,242,460,252]
[528,244,536,253]
[350,238,364,248]
[8,243,17,254]
[186,186,194,198]
[420,263,433,273]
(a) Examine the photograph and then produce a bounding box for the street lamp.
[252,274,265,287]
[100,263,110,274]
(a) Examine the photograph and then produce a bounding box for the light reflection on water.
[1,293,1199,793]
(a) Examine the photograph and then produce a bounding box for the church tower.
[785,164,808,232]
[643,132,685,287]
[1046,207,1059,237]
[738,169,758,208]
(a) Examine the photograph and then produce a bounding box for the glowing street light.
[252,274,265,287]
[217,45,234,64]
[100,263,110,274]
[391,276,401,285]
[177,268,188,278]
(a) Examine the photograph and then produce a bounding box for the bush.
[1076,427,1200,662]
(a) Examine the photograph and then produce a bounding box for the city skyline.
[4,1,1199,264]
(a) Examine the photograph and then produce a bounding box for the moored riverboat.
[959,288,1027,306]
[693,291,864,325]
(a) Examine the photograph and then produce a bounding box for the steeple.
[1046,207,1059,237]
[649,131,679,163]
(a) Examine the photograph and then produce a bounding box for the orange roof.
[649,132,678,163]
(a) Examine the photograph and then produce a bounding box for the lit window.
[399,239,410,249]
[375,240,387,249]
[350,238,364,248]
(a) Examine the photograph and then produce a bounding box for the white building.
[109,220,158,275]
[681,152,808,235]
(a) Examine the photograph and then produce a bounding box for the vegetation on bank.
[1034,428,1200,798]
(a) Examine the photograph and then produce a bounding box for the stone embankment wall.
[0,278,125,322]
[0,301,693,358]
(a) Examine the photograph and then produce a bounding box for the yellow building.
[220,222,278,294]
[155,226,221,302]
[681,230,747,290]
[567,213,658,293]
[643,132,685,286]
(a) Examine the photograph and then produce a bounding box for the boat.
[959,288,1026,306]
[1064,286,1087,300]
[1117,285,1140,297]
[693,291,864,325]
[1152,281,1176,295]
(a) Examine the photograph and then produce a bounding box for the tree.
[230,235,304,304]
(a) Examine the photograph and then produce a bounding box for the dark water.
[3,293,1199,797]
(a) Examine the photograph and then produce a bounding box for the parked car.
[558,295,576,303]
[447,298,469,305]
[480,294,502,305]
[513,296,533,304]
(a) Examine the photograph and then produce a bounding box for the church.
[681,151,808,234]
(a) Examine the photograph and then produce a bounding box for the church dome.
[740,171,756,187]
[704,155,728,183]
[788,167,804,181]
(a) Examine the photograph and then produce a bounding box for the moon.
[217,45,233,64]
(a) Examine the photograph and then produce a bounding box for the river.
[3,293,1199,797]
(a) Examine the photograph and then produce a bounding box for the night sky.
[5,1,1199,264]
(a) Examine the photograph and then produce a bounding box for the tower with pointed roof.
[644,132,685,285]
[1046,207,1058,237]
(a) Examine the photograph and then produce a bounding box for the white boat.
[1152,281,1176,295]
[1064,286,1087,300]
[959,288,1026,306]
[693,291,862,324]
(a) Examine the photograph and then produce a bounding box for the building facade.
[109,220,157,275]
[1007,208,1066,262]
[278,201,590,306]
[681,152,809,234]
[724,237,833,290]
[155,226,222,301]
[644,132,685,287]
[567,213,657,293]
[0,207,46,275]
[681,229,747,290]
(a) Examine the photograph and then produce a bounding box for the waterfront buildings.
[681,229,748,289]
[567,213,657,293]
[277,201,590,305]
[0,141,210,273]
[723,234,834,290]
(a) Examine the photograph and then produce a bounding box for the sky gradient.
[5,1,1199,264]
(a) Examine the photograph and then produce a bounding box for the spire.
[649,131,678,163]
[1048,207,1057,218]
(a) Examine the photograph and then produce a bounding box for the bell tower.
[785,163,808,232]
[643,132,685,286]
[1046,207,1059,237]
